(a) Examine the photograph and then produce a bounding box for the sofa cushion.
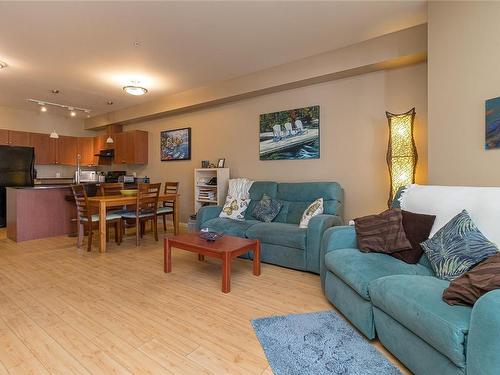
[421,210,499,281]
[245,222,306,250]
[369,275,472,368]
[244,182,278,220]
[324,248,434,300]
[202,218,259,237]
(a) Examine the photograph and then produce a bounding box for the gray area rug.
[252,310,401,375]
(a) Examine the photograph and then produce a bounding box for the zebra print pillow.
[421,210,499,281]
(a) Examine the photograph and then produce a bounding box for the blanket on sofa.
[399,184,500,246]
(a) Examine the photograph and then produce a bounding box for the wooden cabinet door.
[29,133,56,165]
[9,131,30,146]
[77,137,95,166]
[129,130,148,164]
[0,129,8,145]
[113,132,128,165]
[57,136,78,165]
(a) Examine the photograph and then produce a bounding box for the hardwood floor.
[0,228,410,374]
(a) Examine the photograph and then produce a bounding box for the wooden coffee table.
[164,233,261,293]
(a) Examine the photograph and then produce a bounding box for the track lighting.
[27,99,90,118]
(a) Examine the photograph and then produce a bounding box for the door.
[57,136,78,165]
[0,130,8,145]
[9,131,30,146]
[78,137,95,166]
[29,133,56,165]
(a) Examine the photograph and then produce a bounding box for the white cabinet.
[194,168,230,212]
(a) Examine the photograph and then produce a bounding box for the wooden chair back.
[136,183,161,215]
[71,184,91,221]
[163,182,179,209]
[100,182,124,196]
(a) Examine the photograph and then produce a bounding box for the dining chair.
[157,181,179,232]
[121,183,161,246]
[71,184,122,251]
[99,182,124,196]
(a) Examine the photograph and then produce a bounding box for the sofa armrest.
[196,205,223,230]
[467,290,500,375]
[306,214,343,274]
[320,225,357,290]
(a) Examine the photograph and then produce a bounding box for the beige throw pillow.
[299,198,324,228]
[219,195,251,221]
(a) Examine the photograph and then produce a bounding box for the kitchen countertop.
[8,185,74,190]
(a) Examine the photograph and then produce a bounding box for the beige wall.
[428,2,500,185]
[126,63,427,222]
[0,106,96,177]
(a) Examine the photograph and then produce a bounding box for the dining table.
[87,193,180,253]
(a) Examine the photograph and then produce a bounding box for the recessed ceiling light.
[123,85,148,96]
[0,61,7,69]
[107,101,114,105]
[51,89,60,94]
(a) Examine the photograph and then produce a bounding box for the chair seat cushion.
[245,222,306,250]
[203,218,260,237]
[369,275,472,367]
[157,206,174,214]
[121,210,155,219]
[81,213,121,222]
[324,248,434,300]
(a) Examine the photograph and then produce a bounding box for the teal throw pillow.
[421,210,499,281]
[252,194,282,222]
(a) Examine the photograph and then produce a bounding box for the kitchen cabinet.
[0,130,8,145]
[9,131,31,146]
[0,130,30,146]
[113,130,148,165]
[113,132,128,165]
[56,135,78,165]
[29,132,56,165]
[77,137,95,166]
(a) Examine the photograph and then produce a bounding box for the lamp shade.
[386,108,417,207]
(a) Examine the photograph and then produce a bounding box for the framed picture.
[201,160,209,168]
[217,158,225,168]
[259,105,320,160]
[160,127,191,161]
[486,97,500,149]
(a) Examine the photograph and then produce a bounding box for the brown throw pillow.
[391,211,436,264]
[354,209,412,254]
[443,253,500,306]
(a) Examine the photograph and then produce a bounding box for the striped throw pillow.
[354,209,412,254]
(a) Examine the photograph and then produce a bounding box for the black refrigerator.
[0,145,35,227]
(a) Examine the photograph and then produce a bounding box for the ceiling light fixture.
[123,85,148,96]
[0,61,7,69]
[27,99,90,117]
[38,102,47,112]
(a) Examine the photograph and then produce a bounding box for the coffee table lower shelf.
[164,233,261,293]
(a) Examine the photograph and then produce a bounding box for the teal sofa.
[196,181,343,274]
[320,199,500,374]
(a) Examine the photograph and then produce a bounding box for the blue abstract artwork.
[485,97,500,149]
[160,127,191,161]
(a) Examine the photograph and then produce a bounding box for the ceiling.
[0,1,427,118]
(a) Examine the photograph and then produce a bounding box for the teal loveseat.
[196,181,343,274]
[320,186,500,375]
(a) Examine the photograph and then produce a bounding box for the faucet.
[75,154,81,184]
